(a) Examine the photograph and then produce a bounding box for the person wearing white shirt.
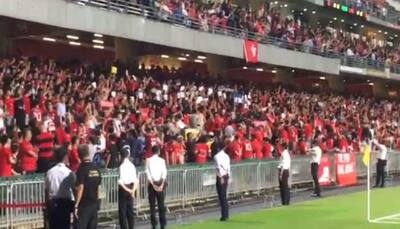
[44,147,75,229]
[308,140,322,197]
[146,146,167,229]
[373,139,387,188]
[118,146,138,229]
[214,143,231,222]
[278,144,291,206]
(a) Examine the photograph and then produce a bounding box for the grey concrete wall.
[0,0,340,75]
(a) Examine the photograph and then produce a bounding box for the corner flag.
[362,144,371,166]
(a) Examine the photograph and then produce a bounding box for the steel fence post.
[257,162,261,196]
[182,169,187,209]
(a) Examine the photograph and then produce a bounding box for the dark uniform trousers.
[119,184,135,229]
[47,198,74,229]
[279,169,290,205]
[148,182,166,229]
[376,159,387,187]
[76,202,99,229]
[311,162,321,196]
[216,175,229,220]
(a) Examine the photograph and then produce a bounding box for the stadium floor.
[172,186,400,229]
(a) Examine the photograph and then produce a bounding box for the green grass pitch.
[173,186,400,229]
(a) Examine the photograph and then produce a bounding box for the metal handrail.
[70,0,400,75]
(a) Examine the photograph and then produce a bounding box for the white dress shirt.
[45,163,75,200]
[375,142,388,160]
[278,150,291,170]
[146,155,167,183]
[309,146,322,164]
[118,158,138,186]
[214,150,231,178]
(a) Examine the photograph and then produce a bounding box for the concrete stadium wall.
[0,0,340,75]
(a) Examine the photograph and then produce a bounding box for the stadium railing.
[330,0,400,26]
[67,0,400,74]
[1,152,400,228]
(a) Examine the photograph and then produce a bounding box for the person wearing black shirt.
[106,135,120,169]
[14,91,26,131]
[185,133,196,163]
[74,144,102,229]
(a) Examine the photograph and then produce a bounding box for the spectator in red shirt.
[251,135,263,160]
[174,135,186,165]
[19,129,38,174]
[68,136,80,172]
[194,136,210,165]
[262,138,273,159]
[35,124,55,173]
[242,135,253,160]
[0,135,15,177]
[227,136,242,162]
[298,138,308,155]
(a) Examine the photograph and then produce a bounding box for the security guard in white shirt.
[146,146,167,229]
[373,139,388,188]
[45,146,76,229]
[214,143,231,221]
[118,145,138,229]
[278,143,291,206]
[308,140,322,197]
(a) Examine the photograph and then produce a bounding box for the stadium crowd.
[0,56,399,177]
[129,0,400,71]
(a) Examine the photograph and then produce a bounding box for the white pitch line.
[371,213,400,222]
[370,220,400,225]
[369,213,400,224]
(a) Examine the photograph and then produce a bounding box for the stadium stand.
[3,0,400,228]
[0,56,399,176]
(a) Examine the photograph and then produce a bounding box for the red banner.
[334,153,357,187]
[318,155,332,186]
[243,40,258,63]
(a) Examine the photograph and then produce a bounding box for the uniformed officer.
[373,139,387,188]
[118,145,138,229]
[278,143,291,206]
[308,140,322,197]
[214,142,231,221]
[45,146,75,229]
[74,144,102,229]
[146,146,167,229]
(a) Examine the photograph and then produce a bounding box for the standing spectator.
[45,147,75,229]
[185,133,196,163]
[106,134,120,169]
[36,124,55,173]
[146,146,167,229]
[118,145,138,229]
[56,96,66,122]
[308,139,322,197]
[214,142,230,222]
[68,136,80,172]
[194,136,210,164]
[0,135,15,177]
[278,143,291,206]
[74,144,102,229]
[14,89,26,131]
[19,128,38,174]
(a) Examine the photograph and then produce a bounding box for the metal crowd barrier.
[1,152,400,228]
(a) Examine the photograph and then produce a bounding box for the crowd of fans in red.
[132,0,400,71]
[0,56,399,177]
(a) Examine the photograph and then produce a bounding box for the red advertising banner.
[243,40,258,63]
[334,153,357,187]
[318,155,332,186]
